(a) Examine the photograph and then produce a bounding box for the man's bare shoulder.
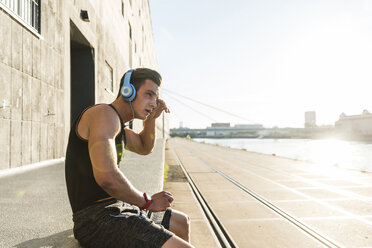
[84,104,113,117]
[80,104,121,140]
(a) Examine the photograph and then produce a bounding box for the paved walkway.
[5,136,370,247]
[0,138,166,247]
[169,138,372,247]
[163,140,220,247]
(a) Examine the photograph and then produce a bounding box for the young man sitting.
[65,68,194,248]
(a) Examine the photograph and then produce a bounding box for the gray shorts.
[73,199,173,248]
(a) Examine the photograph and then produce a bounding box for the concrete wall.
[0,0,166,170]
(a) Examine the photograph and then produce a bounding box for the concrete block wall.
[0,2,65,170]
[0,0,166,171]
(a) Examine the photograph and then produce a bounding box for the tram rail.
[171,146,343,248]
[172,149,238,248]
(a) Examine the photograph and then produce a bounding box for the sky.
[149,0,372,129]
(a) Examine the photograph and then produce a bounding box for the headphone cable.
[129,101,135,120]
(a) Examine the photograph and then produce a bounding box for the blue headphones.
[120,69,136,102]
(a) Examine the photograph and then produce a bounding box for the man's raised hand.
[148,99,170,120]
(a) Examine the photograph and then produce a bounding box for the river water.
[193,138,372,173]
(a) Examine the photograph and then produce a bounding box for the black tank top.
[65,104,126,213]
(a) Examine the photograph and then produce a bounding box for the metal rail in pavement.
[172,147,343,248]
[172,149,238,248]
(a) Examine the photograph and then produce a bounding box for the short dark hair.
[117,68,162,99]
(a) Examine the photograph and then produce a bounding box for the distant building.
[305,111,316,128]
[207,123,230,136]
[335,110,372,135]
[211,123,230,128]
[234,124,263,129]
[206,123,262,137]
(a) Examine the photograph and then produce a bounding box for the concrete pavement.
[163,141,220,247]
[169,137,372,247]
[0,138,166,247]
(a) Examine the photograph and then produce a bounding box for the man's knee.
[174,210,190,228]
[169,210,190,241]
[179,212,190,228]
[180,213,190,236]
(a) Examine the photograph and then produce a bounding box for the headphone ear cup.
[120,82,136,101]
[120,69,136,102]
[126,84,136,102]
[121,84,132,98]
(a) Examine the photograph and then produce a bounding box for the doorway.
[70,21,95,126]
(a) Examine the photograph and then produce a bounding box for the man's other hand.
[148,191,174,212]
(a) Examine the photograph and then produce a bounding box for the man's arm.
[125,99,169,155]
[88,107,172,211]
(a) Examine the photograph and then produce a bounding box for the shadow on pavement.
[14,229,81,248]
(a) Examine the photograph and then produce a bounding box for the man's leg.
[168,209,190,242]
[162,235,194,248]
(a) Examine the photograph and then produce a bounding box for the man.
[65,68,194,248]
